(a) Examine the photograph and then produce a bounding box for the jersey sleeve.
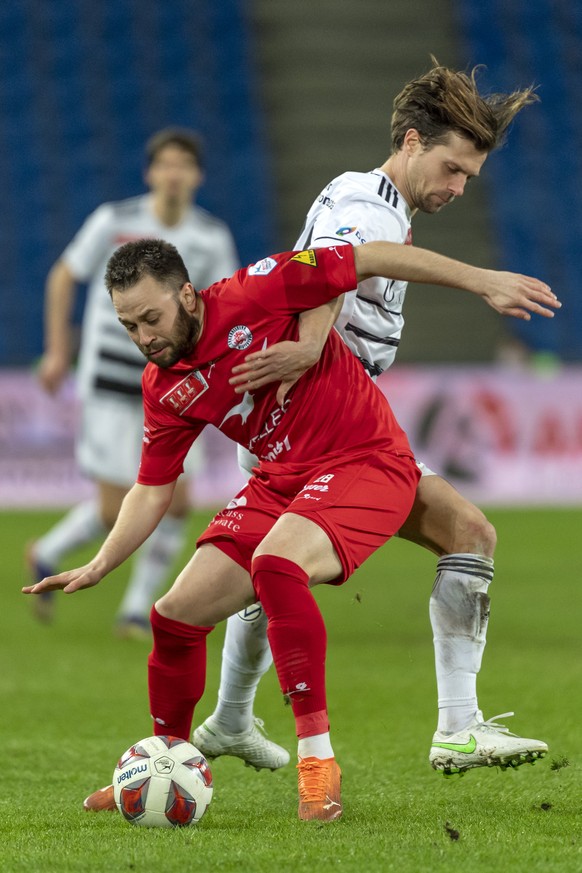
[238,245,359,316]
[305,190,410,328]
[137,381,205,486]
[61,203,117,282]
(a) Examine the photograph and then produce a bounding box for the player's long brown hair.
[391,57,538,153]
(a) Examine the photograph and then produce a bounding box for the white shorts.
[237,444,258,477]
[415,459,436,478]
[77,394,202,488]
[237,444,436,479]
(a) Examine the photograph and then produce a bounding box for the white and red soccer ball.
[113,735,213,828]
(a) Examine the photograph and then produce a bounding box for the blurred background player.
[193,61,551,776]
[27,127,239,640]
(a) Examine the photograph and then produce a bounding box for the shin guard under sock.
[148,605,213,740]
[430,554,494,732]
[213,608,272,734]
[251,554,329,738]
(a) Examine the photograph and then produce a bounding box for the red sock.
[251,554,329,738]
[148,606,214,740]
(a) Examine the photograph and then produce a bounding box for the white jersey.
[295,169,412,377]
[64,193,239,400]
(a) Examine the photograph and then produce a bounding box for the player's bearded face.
[114,281,201,369]
[143,303,200,368]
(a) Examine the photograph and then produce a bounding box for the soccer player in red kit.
[24,238,557,821]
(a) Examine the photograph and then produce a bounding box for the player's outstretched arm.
[37,260,78,394]
[230,298,343,404]
[354,242,561,321]
[22,481,176,596]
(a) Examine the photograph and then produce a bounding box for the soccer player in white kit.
[29,128,239,639]
[192,62,552,775]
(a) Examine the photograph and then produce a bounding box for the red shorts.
[196,452,420,583]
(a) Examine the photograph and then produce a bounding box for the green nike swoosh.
[432,734,477,754]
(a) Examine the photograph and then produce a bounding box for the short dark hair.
[391,58,538,153]
[145,127,205,168]
[105,239,190,297]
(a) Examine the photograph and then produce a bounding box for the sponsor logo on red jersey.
[290,249,318,267]
[248,257,277,276]
[159,370,209,415]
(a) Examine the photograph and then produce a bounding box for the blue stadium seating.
[0,0,274,365]
[454,0,582,360]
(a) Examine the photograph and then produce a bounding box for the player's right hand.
[37,351,70,394]
[22,564,103,595]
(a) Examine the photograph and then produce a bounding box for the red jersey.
[138,246,413,486]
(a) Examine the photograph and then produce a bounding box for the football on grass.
[113,735,213,827]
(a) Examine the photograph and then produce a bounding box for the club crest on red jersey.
[159,370,209,415]
[228,325,253,350]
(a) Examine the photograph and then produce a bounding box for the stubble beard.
[147,306,201,368]
[417,191,455,215]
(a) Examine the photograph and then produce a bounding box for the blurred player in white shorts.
[29,128,238,639]
[76,393,203,490]
[193,60,550,775]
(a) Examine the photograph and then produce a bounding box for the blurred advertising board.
[0,371,246,508]
[378,365,582,506]
[1,367,581,508]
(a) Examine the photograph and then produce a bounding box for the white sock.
[116,514,187,621]
[34,499,106,567]
[430,553,494,733]
[209,607,273,735]
[298,733,334,760]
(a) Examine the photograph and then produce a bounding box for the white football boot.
[192,717,290,771]
[430,711,548,775]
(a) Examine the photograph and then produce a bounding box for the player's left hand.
[480,271,561,320]
[230,341,320,405]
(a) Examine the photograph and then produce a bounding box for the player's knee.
[166,506,189,521]
[154,592,181,623]
[100,505,118,530]
[97,487,126,529]
[251,553,310,603]
[167,481,191,518]
[450,504,497,557]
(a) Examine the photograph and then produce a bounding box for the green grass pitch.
[1,507,580,872]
